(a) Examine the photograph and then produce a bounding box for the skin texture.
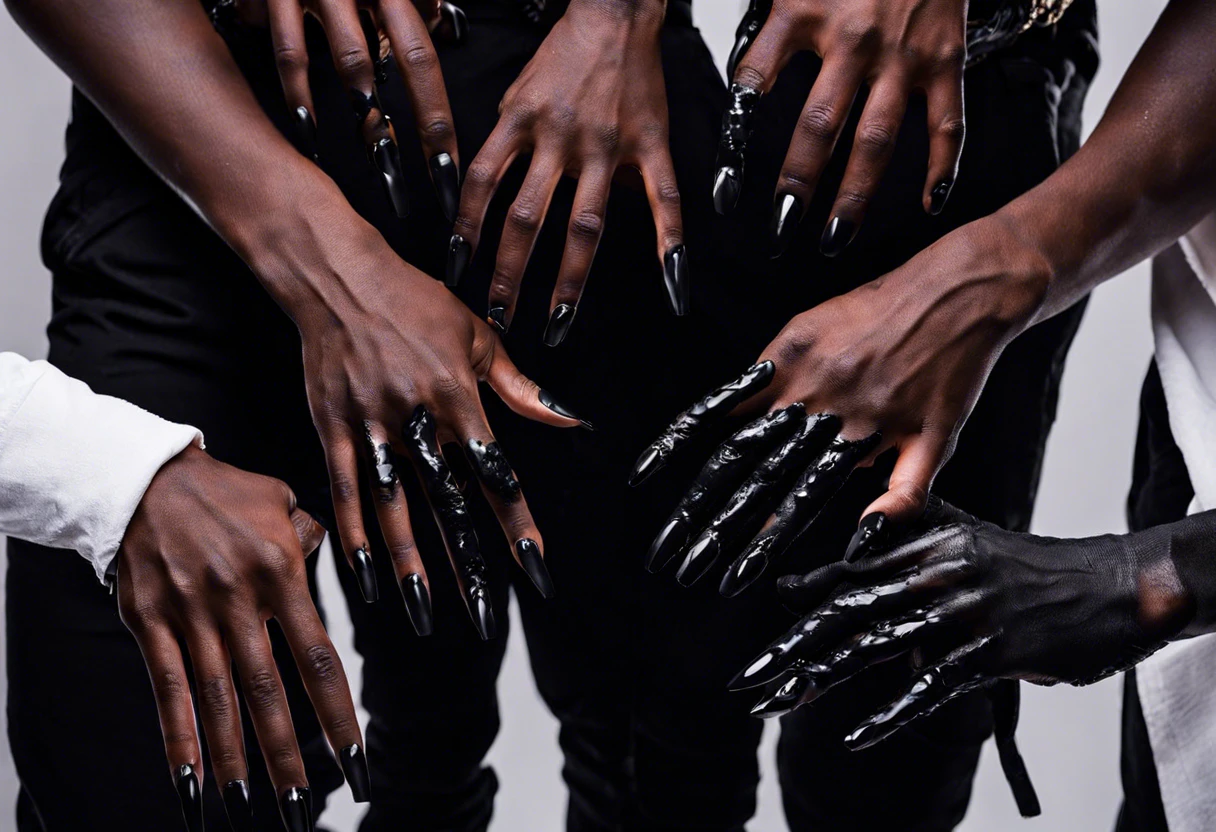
[116,446,364,827]
[447,0,687,340]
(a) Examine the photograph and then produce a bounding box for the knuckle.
[775,336,812,368]
[591,123,621,153]
[798,102,842,143]
[506,201,542,236]
[334,47,372,80]
[244,668,282,712]
[933,43,967,72]
[837,21,882,53]
[210,745,244,774]
[427,369,467,403]
[834,188,869,210]
[488,271,517,303]
[937,117,966,144]
[419,118,455,143]
[400,43,438,73]
[151,669,189,706]
[855,122,897,157]
[273,45,308,78]
[197,675,235,721]
[654,178,681,208]
[733,65,768,90]
[464,162,497,191]
[568,210,605,241]
[270,744,301,775]
[387,537,419,565]
[303,643,342,687]
[329,470,360,506]
[777,169,815,193]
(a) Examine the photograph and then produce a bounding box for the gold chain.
[1021,0,1075,31]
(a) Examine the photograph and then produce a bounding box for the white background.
[0,0,1167,829]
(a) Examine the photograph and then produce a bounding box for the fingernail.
[435,0,468,43]
[280,786,313,832]
[352,546,379,604]
[726,17,761,80]
[538,389,594,430]
[223,779,253,832]
[770,193,803,259]
[400,573,434,636]
[749,675,810,719]
[175,764,203,832]
[719,547,769,598]
[293,106,318,162]
[845,512,886,563]
[430,152,460,223]
[470,587,497,640]
[486,306,509,335]
[372,136,410,219]
[349,88,377,125]
[929,179,954,216]
[628,446,662,487]
[729,648,780,691]
[339,744,371,803]
[713,166,741,216]
[714,83,760,216]
[675,532,720,587]
[446,234,471,288]
[516,538,555,599]
[543,304,577,347]
[820,216,857,258]
[662,245,690,316]
[466,439,521,502]
[645,517,688,573]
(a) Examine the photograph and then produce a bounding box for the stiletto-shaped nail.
[400,573,434,636]
[486,306,509,335]
[352,546,379,604]
[434,0,468,44]
[713,167,742,216]
[646,517,688,573]
[280,787,313,832]
[929,179,954,216]
[543,304,577,347]
[663,245,690,316]
[770,193,803,259]
[676,532,720,587]
[430,152,460,223]
[175,764,203,832]
[446,234,470,289]
[729,648,779,691]
[750,675,810,718]
[719,548,769,598]
[223,779,253,832]
[845,512,886,562]
[820,216,857,257]
[470,589,496,640]
[629,446,661,487]
[293,106,318,162]
[515,538,555,598]
[538,389,594,430]
[372,136,410,219]
[339,744,371,803]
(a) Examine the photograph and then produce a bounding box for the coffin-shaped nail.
[470,588,496,640]
[352,546,379,604]
[466,439,520,502]
[400,573,434,636]
[446,234,471,289]
[646,517,688,573]
[429,152,460,223]
[223,779,253,832]
[280,786,313,832]
[175,764,203,832]
[770,193,803,259]
[434,0,468,43]
[820,216,857,258]
[543,304,577,347]
[293,106,319,162]
[516,538,555,598]
[929,179,954,216]
[538,389,594,430]
[663,245,690,316]
[713,167,742,216]
[845,512,887,562]
[372,137,410,219]
[487,306,509,335]
[750,675,810,719]
[676,532,721,587]
[339,744,371,803]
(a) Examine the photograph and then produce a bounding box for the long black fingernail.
[280,786,313,832]
[372,136,410,219]
[719,546,769,598]
[339,744,371,803]
[770,193,803,259]
[352,546,379,604]
[223,779,253,832]
[713,83,761,216]
[676,532,721,587]
[845,512,886,563]
[663,245,690,316]
[430,152,460,223]
[293,106,318,163]
[820,216,857,257]
[713,166,742,216]
[629,446,661,487]
[538,389,594,430]
[646,518,688,573]
[486,306,509,335]
[400,573,434,636]
[470,587,496,640]
[466,439,520,502]
[515,538,555,598]
[175,764,203,832]
[929,179,954,216]
[543,304,577,347]
[729,648,782,691]
[726,16,762,80]
[750,675,810,719]
[447,234,470,289]
[434,0,468,43]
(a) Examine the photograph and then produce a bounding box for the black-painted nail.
[820,216,857,257]
[352,546,379,604]
[447,234,470,289]
[486,306,509,335]
[713,166,741,216]
[538,389,594,430]
[726,16,761,80]
[845,512,886,563]
[750,675,810,719]
[770,193,803,259]
[719,548,769,598]
[175,764,203,832]
[729,648,780,691]
[515,538,554,598]
[645,517,688,573]
[929,179,954,216]
[543,304,577,347]
[223,779,253,832]
[430,152,460,223]
[628,446,661,488]
[470,589,496,640]
[400,573,434,636]
[676,532,721,587]
[663,245,690,316]
[434,0,468,44]
[372,137,409,219]
[280,786,313,832]
[349,88,377,125]
[293,106,318,163]
[339,744,371,803]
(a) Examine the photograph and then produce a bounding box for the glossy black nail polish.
[435,0,468,44]
[719,547,769,598]
[730,648,780,691]
[645,517,688,573]
[713,166,742,216]
[845,512,886,562]
[820,216,857,257]
[446,234,471,289]
[430,152,460,223]
[929,179,954,216]
[662,245,690,316]
[676,532,721,587]
[726,15,762,80]
[352,546,379,604]
[280,787,313,832]
[293,106,318,162]
[339,744,371,803]
[372,136,410,219]
[629,446,662,488]
[399,573,434,636]
[465,438,520,502]
[349,88,377,126]
[770,193,802,259]
[486,306,509,335]
[543,304,577,347]
[175,764,203,832]
[471,589,496,640]
[750,675,810,719]
[515,538,555,598]
[537,389,594,430]
[223,779,253,832]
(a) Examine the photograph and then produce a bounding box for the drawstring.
[989,679,1041,817]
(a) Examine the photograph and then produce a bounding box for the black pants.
[7,3,1095,830]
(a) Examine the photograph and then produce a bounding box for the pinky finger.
[922,68,966,216]
[321,427,379,604]
[639,142,689,316]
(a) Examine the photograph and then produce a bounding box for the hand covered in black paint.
[447,0,687,343]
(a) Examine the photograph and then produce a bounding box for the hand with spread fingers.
[117,445,366,832]
[446,0,688,344]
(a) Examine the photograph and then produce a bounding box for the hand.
[117,445,364,832]
[715,0,968,257]
[446,0,687,344]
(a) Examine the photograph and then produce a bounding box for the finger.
[860,434,949,524]
[721,432,881,596]
[321,427,377,605]
[646,405,803,573]
[361,422,432,636]
[377,0,462,220]
[404,405,496,640]
[676,411,841,587]
[725,0,770,80]
[480,334,595,430]
[289,506,328,557]
[638,144,689,316]
[819,75,909,257]
[922,66,966,216]
[538,162,612,342]
[629,360,777,487]
[448,122,522,288]
[267,0,318,161]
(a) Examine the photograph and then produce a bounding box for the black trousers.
[7,3,1095,830]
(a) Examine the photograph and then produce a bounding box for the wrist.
[565,0,666,33]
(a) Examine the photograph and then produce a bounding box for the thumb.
[290,506,328,558]
[860,435,947,526]
[483,337,593,431]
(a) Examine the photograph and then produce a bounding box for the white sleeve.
[0,352,204,583]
